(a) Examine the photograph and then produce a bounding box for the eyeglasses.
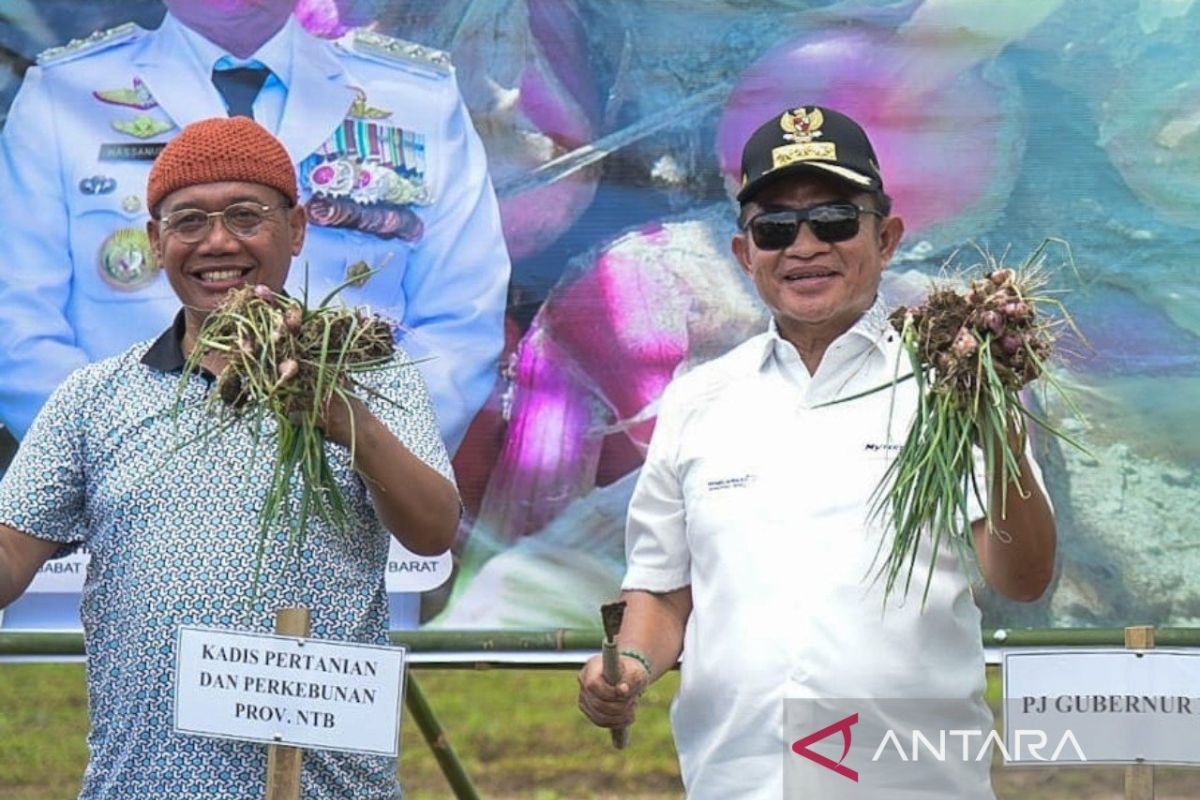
[159,202,285,244]
[743,202,883,250]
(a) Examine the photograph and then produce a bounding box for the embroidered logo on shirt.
[706,474,757,492]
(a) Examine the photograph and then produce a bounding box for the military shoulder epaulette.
[37,22,143,67]
[344,30,452,78]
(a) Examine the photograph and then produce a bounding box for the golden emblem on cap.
[772,107,836,169]
[780,107,824,143]
[98,228,158,290]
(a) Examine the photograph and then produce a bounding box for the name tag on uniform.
[99,142,167,162]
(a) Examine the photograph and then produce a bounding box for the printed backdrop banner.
[2,0,1199,636]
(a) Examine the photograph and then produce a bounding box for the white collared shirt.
[167,11,295,131]
[624,297,1010,798]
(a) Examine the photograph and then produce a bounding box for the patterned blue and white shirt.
[0,313,452,799]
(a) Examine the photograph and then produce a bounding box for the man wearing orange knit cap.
[0,117,460,800]
[0,0,509,634]
[0,0,509,462]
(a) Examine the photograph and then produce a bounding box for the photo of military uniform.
[0,12,510,455]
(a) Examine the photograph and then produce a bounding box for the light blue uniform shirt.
[0,13,510,454]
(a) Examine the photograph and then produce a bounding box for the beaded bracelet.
[619,648,654,678]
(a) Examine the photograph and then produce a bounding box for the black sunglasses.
[743,202,884,249]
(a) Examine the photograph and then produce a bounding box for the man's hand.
[577,589,690,729]
[320,389,367,449]
[0,523,60,609]
[974,417,1057,601]
[577,653,651,729]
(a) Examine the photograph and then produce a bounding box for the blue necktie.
[211,63,271,119]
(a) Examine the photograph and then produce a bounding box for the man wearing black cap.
[578,106,1055,798]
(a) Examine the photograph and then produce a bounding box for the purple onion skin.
[1004,301,1032,322]
[978,310,1005,336]
[295,0,375,38]
[277,359,300,383]
[526,0,601,123]
[989,268,1013,286]
[518,65,592,154]
[952,329,978,358]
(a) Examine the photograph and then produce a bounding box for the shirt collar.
[141,310,189,373]
[756,294,894,370]
[169,10,296,89]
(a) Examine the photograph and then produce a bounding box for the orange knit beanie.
[147,117,298,213]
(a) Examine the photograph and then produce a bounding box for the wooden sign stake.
[1124,625,1155,800]
[266,606,311,800]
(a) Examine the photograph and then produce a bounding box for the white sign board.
[27,550,89,592]
[174,627,406,756]
[1003,648,1200,765]
[385,540,451,592]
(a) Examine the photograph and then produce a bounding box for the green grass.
[0,663,90,799]
[0,663,683,799]
[399,668,683,799]
[1,665,1197,799]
